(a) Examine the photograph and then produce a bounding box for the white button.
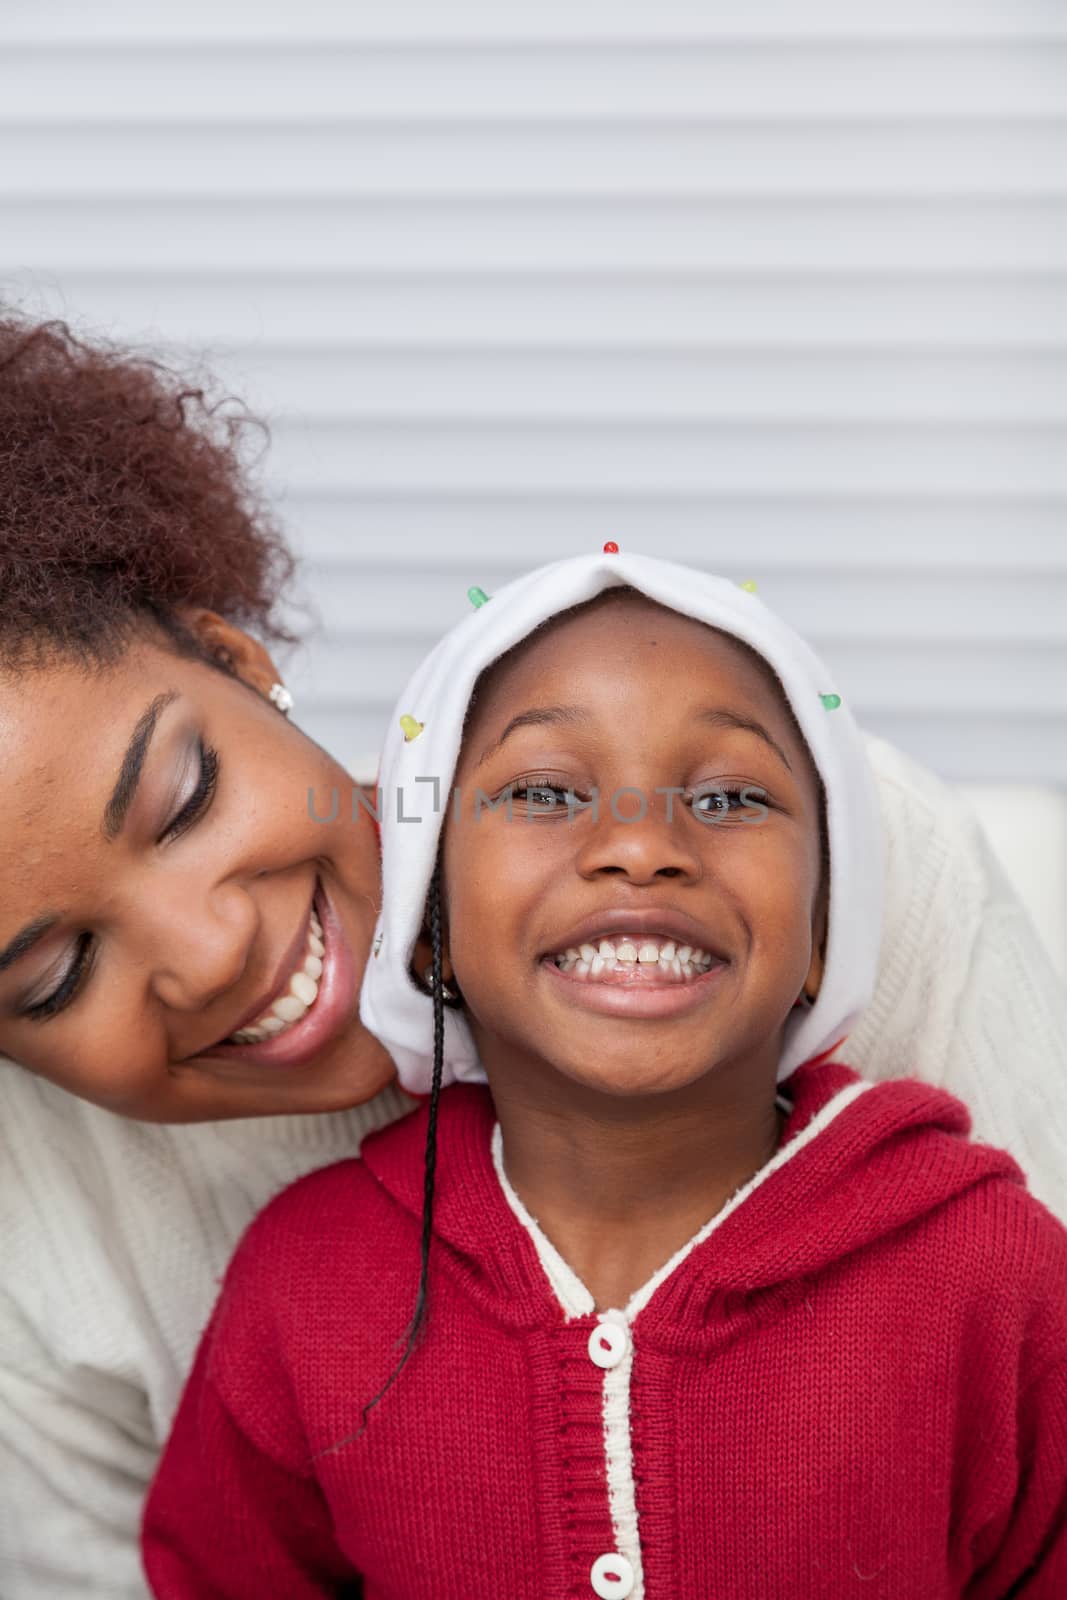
[587,1318,629,1370]
[591,1552,635,1598]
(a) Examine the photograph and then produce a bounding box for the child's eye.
[691,785,762,820]
[510,779,582,812]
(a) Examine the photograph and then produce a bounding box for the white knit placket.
[597,1312,644,1596]
[491,1082,870,1597]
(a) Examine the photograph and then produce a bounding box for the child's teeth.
[550,932,721,984]
[308,930,325,959]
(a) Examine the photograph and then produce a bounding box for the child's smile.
[543,911,728,1021]
[441,589,828,1108]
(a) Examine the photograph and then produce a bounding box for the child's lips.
[541,951,727,1020]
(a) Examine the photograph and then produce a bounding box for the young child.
[142,552,1067,1598]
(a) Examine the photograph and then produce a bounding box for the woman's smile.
[183,874,358,1070]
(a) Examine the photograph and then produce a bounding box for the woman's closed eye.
[19,741,222,1021]
[159,741,220,844]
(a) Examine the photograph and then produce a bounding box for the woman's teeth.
[226,910,325,1044]
[551,935,718,983]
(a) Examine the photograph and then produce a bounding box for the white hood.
[360,552,885,1092]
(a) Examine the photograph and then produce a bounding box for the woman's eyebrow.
[697,708,793,773]
[474,705,589,770]
[0,912,62,978]
[101,690,180,841]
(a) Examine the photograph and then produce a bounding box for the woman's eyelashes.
[22,932,95,1021]
[22,741,223,1022]
[158,741,220,845]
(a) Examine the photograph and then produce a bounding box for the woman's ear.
[177,606,282,699]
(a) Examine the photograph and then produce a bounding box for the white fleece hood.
[360,552,885,1092]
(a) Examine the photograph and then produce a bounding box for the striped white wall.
[3,1,1066,782]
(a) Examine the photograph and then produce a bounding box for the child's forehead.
[463,590,788,734]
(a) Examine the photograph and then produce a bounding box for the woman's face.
[442,594,827,1105]
[0,613,395,1120]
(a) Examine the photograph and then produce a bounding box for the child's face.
[441,593,828,1101]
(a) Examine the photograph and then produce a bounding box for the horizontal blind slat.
[1,43,1066,119]
[12,276,1066,347]
[5,198,1063,272]
[10,122,1067,198]
[6,1,1067,45]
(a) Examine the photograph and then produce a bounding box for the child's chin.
[554,1055,717,1101]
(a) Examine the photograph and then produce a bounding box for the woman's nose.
[141,886,257,1014]
[573,786,703,883]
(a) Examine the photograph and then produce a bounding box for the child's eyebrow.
[473,705,590,770]
[472,703,792,776]
[696,709,793,774]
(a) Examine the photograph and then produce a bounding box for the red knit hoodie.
[142,1061,1067,1599]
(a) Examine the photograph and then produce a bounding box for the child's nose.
[574,787,703,884]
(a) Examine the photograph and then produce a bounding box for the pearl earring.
[268,682,294,716]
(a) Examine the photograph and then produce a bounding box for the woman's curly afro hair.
[0,311,301,675]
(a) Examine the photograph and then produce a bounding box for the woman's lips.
[187,877,358,1069]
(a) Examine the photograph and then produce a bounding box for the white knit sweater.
[1,733,1065,1599]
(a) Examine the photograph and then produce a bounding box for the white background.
[2,0,1066,785]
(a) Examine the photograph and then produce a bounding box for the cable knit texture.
[143,1062,1067,1599]
[0,1072,412,1600]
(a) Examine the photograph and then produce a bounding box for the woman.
[0,314,1064,1599]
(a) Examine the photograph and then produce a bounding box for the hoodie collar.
[360,1062,1022,1346]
